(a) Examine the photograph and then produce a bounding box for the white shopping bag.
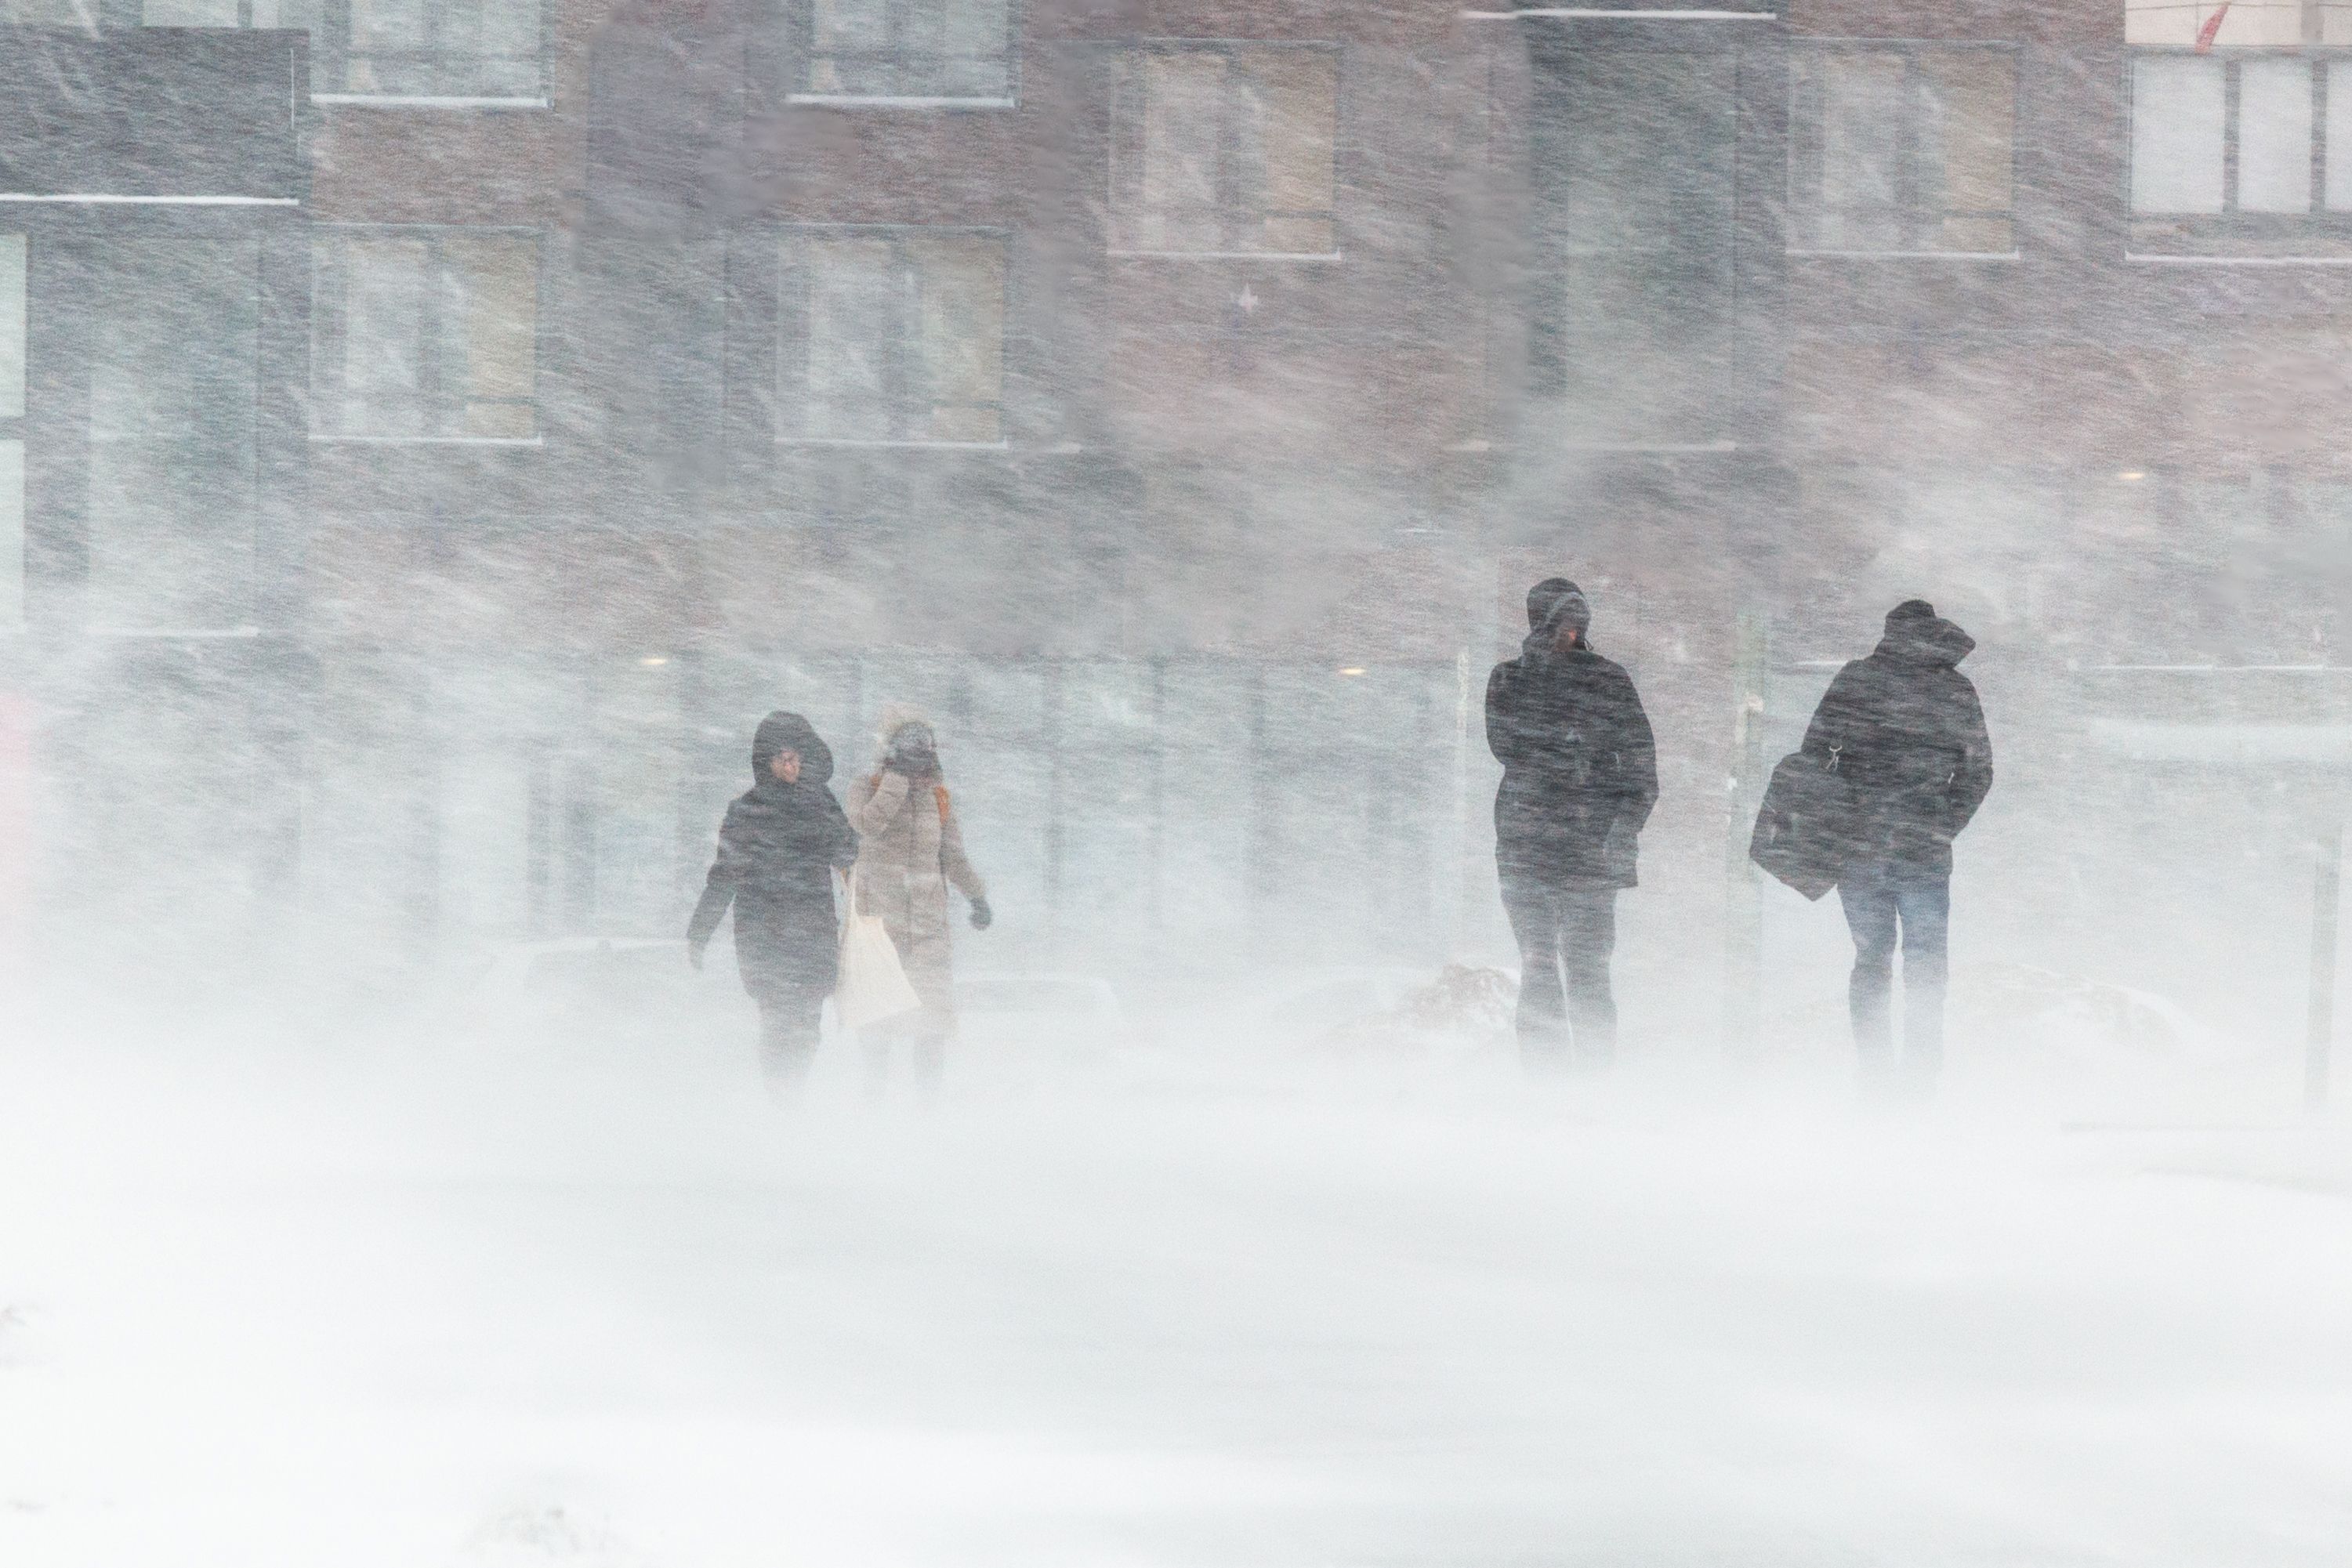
[835,873,922,1030]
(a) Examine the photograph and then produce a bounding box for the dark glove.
[886,722,939,777]
[969,896,993,932]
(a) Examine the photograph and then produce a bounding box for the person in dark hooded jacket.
[687,711,859,1092]
[1487,578,1658,1066]
[1800,599,1993,1088]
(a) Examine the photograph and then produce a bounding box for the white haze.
[6,1,2352,1563]
[4,996,2350,1566]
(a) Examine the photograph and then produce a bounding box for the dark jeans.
[756,987,825,1097]
[1838,863,1951,1080]
[1499,868,1619,1067]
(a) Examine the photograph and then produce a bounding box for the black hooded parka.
[1485,590,1659,889]
[687,712,860,1004]
[1799,605,1994,878]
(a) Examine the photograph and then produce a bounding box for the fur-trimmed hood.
[874,703,933,760]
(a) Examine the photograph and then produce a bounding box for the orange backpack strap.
[933,784,951,823]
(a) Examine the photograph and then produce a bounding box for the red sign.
[2195,2,2233,53]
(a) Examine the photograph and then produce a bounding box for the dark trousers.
[1499,867,1619,1067]
[1838,863,1951,1080]
[756,987,825,1097]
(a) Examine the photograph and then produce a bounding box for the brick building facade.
[0,1,2341,1042]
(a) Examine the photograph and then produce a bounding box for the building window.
[1788,46,2017,255]
[136,0,294,24]
[777,229,1007,445]
[288,0,544,100]
[2,0,96,21]
[1532,47,1739,445]
[792,0,1015,101]
[311,229,539,440]
[1108,43,1339,257]
[2131,52,2352,222]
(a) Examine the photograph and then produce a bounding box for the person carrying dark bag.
[687,711,859,1097]
[1749,748,1858,904]
[1487,578,1658,1070]
[1791,600,1994,1094]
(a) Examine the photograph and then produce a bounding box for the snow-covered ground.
[4,1008,2349,1567]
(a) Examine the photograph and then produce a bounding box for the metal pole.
[2307,817,2341,1112]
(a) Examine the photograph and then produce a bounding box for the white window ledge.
[0,193,299,205]
[312,94,550,110]
[1107,249,1344,263]
[2126,252,2352,266]
[1462,8,1778,19]
[1563,439,1738,454]
[2089,718,2352,764]
[777,437,1010,451]
[309,434,544,447]
[785,93,1016,110]
[1788,248,2021,261]
[85,625,261,639]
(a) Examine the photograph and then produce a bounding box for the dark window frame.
[1105,38,1344,259]
[781,0,1020,105]
[1524,37,1746,447]
[1787,38,2021,257]
[2128,46,2352,248]
[774,222,1014,447]
[5,0,103,23]
[301,0,548,101]
[309,222,544,442]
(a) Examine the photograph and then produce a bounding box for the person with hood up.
[1800,599,1993,1091]
[687,711,859,1094]
[846,710,991,1094]
[1486,578,1658,1068]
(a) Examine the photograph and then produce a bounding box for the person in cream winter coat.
[846,710,991,1089]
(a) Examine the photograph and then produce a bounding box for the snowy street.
[8,1,2352,1563]
[5,1030,2348,1567]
